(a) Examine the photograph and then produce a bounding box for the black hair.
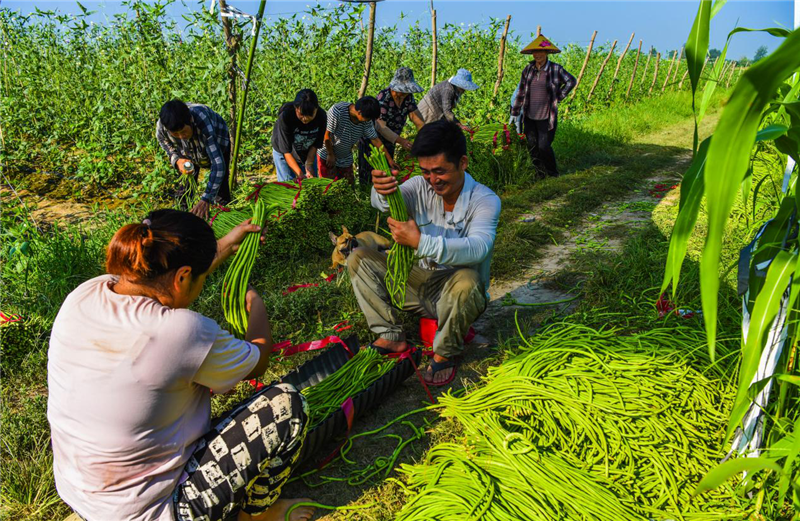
[159,99,192,132]
[354,96,380,120]
[410,120,467,167]
[293,89,319,117]
[106,209,217,283]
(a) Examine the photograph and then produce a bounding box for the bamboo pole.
[537,25,542,36]
[430,2,437,88]
[726,64,737,88]
[230,0,267,191]
[625,39,642,100]
[568,30,597,101]
[648,52,661,94]
[661,49,677,91]
[358,1,377,98]
[678,68,689,89]
[640,48,652,84]
[586,39,616,103]
[218,0,241,143]
[491,15,512,104]
[668,46,684,87]
[607,32,634,98]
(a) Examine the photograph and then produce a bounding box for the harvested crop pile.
[395,324,747,520]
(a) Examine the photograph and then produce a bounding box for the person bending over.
[348,120,501,386]
[47,210,315,521]
[271,89,326,182]
[156,100,232,219]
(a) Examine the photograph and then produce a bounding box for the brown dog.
[329,226,392,269]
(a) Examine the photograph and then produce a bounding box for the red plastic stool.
[419,317,475,349]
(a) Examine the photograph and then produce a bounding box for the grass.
[1,89,736,520]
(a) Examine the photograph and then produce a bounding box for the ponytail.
[106,210,217,282]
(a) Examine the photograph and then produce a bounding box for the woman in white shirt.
[47,209,315,521]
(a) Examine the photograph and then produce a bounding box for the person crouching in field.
[271,89,326,182]
[356,67,426,185]
[349,120,501,386]
[317,96,397,183]
[510,35,576,178]
[156,100,232,219]
[47,210,316,521]
[416,68,479,131]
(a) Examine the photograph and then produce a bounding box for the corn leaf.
[710,0,728,18]
[699,28,800,360]
[778,419,800,502]
[685,0,712,153]
[695,457,782,495]
[726,249,796,439]
[661,137,710,297]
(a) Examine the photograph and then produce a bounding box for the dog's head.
[329,225,359,259]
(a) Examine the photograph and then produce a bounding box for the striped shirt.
[317,102,378,167]
[156,104,230,203]
[511,60,576,131]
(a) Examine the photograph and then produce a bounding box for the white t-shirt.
[47,275,259,521]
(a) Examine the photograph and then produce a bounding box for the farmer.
[357,67,426,184]
[156,99,232,219]
[348,120,501,386]
[47,210,316,521]
[510,34,576,177]
[271,89,326,182]
[317,96,397,183]
[416,68,479,130]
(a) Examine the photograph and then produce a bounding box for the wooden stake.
[358,1,377,98]
[661,49,677,91]
[491,15,512,104]
[569,30,597,101]
[640,48,652,84]
[586,40,616,103]
[607,32,634,98]
[430,3,437,88]
[648,52,660,94]
[726,64,737,88]
[668,46,684,87]
[625,39,643,100]
[218,0,241,143]
[537,25,542,36]
[678,68,689,89]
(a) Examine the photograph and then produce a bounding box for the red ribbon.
[245,184,266,202]
[282,271,338,295]
[503,123,511,145]
[385,348,436,405]
[0,311,22,325]
[208,206,231,226]
[316,396,356,469]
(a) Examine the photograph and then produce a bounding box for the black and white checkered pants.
[173,383,308,521]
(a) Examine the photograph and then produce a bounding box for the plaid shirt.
[511,60,576,131]
[156,104,230,203]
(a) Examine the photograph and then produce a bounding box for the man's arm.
[156,121,181,168]
[375,119,399,144]
[197,115,227,204]
[441,86,458,123]
[417,193,501,266]
[370,173,418,214]
[409,110,425,130]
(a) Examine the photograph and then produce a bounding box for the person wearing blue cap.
[417,69,479,130]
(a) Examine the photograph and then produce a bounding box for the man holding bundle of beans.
[347,120,501,386]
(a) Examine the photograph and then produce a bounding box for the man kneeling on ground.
[348,119,501,386]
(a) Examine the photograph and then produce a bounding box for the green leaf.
[710,0,728,18]
[695,457,781,495]
[700,28,800,360]
[779,419,800,501]
[661,137,710,297]
[685,0,712,153]
[756,124,790,141]
[727,250,796,439]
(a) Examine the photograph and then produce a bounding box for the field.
[1,1,798,520]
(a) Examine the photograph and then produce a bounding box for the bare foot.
[424,354,455,385]
[370,337,408,353]
[238,499,316,521]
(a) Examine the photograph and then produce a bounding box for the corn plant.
[662,0,800,514]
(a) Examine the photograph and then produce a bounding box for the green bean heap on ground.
[301,347,395,428]
[394,323,747,520]
[366,147,414,308]
[221,199,275,338]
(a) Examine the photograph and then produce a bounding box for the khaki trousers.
[347,247,488,359]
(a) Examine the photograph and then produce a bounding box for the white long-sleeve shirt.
[371,173,501,293]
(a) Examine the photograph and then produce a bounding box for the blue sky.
[2,0,795,60]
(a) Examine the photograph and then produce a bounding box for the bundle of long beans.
[301,347,394,427]
[176,172,198,208]
[395,324,745,519]
[366,146,414,308]
[221,199,276,338]
[210,207,253,239]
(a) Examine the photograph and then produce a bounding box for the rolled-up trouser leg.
[431,268,487,359]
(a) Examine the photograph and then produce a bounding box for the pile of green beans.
[301,347,395,428]
[395,323,745,519]
[220,199,275,338]
[176,173,198,208]
[366,146,414,308]
[210,207,253,239]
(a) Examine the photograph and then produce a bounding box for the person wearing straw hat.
[417,69,479,130]
[357,67,426,184]
[510,34,576,177]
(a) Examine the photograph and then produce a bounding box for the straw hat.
[521,34,561,54]
[389,67,424,94]
[448,69,479,91]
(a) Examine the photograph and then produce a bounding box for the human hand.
[388,217,420,249]
[190,200,210,220]
[325,154,336,168]
[222,218,266,251]
[397,137,413,151]
[372,169,399,196]
[245,285,264,314]
[176,158,194,175]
